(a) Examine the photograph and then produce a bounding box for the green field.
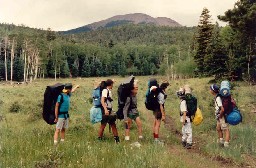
[1,76,256,168]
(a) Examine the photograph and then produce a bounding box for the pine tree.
[13,57,24,81]
[204,23,228,78]
[60,60,70,77]
[81,57,91,77]
[218,0,256,81]
[194,8,214,75]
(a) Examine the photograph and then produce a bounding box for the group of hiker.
[45,76,242,149]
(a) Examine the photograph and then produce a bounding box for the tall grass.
[0,77,256,167]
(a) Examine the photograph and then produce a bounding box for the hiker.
[210,84,230,147]
[152,81,169,144]
[123,80,143,141]
[98,79,120,143]
[53,83,80,145]
[177,86,193,149]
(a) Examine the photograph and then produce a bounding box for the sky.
[0,0,237,31]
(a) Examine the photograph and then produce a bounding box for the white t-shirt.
[180,100,191,123]
[157,92,165,105]
[102,88,112,109]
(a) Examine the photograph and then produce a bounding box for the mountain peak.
[62,13,182,34]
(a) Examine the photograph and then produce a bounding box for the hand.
[105,110,109,116]
[124,120,129,124]
[54,118,58,123]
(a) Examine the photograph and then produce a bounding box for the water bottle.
[220,81,230,97]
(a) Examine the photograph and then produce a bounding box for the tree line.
[0,0,255,83]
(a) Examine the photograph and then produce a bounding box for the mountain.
[61,13,182,34]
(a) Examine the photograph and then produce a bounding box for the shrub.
[9,101,22,113]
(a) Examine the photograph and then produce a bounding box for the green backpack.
[185,94,197,118]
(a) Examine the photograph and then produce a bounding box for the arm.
[71,85,80,93]
[182,111,187,125]
[219,106,225,118]
[101,94,109,115]
[123,97,131,122]
[54,102,59,123]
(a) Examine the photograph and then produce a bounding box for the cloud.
[0,0,237,31]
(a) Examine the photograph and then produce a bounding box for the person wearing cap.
[177,86,193,149]
[153,81,169,144]
[98,79,120,143]
[53,83,80,145]
[210,84,230,147]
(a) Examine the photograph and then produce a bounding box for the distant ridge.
[61,13,182,34]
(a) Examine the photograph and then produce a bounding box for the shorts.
[217,117,229,130]
[101,109,116,125]
[128,113,140,120]
[153,110,162,120]
[56,118,69,129]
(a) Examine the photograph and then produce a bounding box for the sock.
[60,139,65,142]
[125,136,130,141]
[154,134,159,139]
[219,138,224,144]
[139,136,143,139]
[54,140,58,145]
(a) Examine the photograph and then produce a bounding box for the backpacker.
[145,78,160,111]
[116,76,135,120]
[43,83,65,125]
[185,93,197,119]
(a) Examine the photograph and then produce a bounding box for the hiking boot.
[98,137,103,141]
[218,138,224,147]
[181,141,187,147]
[114,136,120,143]
[224,142,229,148]
[185,143,192,149]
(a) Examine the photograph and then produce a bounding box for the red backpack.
[217,94,236,115]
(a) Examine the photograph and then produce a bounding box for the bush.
[9,101,22,113]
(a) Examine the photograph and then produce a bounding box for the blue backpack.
[92,81,107,107]
[226,108,242,125]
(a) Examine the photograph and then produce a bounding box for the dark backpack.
[217,94,236,115]
[145,78,160,111]
[116,76,135,120]
[43,83,65,125]
[185,94,197,118]
[92,81,107,107]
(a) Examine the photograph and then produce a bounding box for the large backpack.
[116,76,135,120]
[43,83,65,125]
[92,81,107,107]
[185,93,197,118]
[145,78,160,111]
[217,94,236,115]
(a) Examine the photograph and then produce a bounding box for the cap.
[210,84,219,93]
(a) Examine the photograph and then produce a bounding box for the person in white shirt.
[98,79,120,143]
[177,87,193,149]
[210,84,230,147]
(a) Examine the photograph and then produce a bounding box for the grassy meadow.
[0,76,256,168]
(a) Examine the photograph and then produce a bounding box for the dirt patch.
[164,115,249,168]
